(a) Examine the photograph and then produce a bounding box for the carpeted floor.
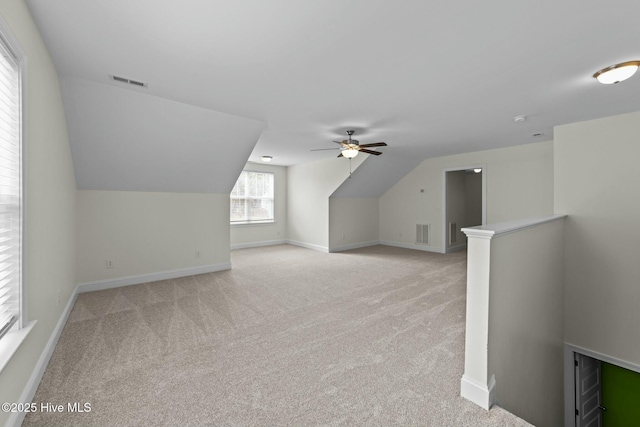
[23,244,531,426]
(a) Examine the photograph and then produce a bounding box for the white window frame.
[0,16,34,375]
[230,170,275,225]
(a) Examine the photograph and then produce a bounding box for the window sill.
[0,320,36,375]
[231,221,276,227]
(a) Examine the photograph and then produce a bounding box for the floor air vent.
[109,74,148,88]
[416,224,430,245]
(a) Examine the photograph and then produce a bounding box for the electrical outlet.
[342,233,346,240]
[195,250,201,259]
[57,290,61,305]
[106,260,113,269]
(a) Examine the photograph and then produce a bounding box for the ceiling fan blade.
[359,142,387,148]
[333,140,347,145]
[337,152,344,158]
[310,147,340,151]
[359,149,382,155]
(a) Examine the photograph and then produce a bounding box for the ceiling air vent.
[109,74,148,88]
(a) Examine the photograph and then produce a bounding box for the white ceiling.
[26,0,640,195]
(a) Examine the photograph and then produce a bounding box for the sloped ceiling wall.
[62,77,265,193]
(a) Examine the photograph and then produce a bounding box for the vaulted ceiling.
[26,0,640,196]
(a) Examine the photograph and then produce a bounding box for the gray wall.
[465,172,482,227]
[287,155,367,251]
[0,4,77,426]
[445,170,466,248]
[488,219,565,427]
[380,141,553,253]
[555,111,640,366]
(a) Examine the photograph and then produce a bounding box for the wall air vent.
[109,74,148,88]
[416,224,430,245]
[449,222,457,245]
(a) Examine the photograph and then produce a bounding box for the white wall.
[328,197,379,252]
[230,162,287,249]
[0,4,77,426]
[77,191,230,284]
[287,155,367,251]
[380,141,553,253]
[555,111,640,366]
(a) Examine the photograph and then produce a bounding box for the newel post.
[460,227,496,410]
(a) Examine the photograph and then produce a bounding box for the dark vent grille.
[109,74,148,88]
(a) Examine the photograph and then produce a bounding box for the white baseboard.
[460,374,496,410]
[329,240,380,253]
[379,240,444,254]
[447,243,468,253]
[7,288,79,427]
[77,263,231,293]
[285,239,329,253]
[230,239,286,250]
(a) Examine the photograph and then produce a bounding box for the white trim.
[329,240,379,253]
[460,374,496,410]
[563,344,576,427]
[230,221,278,227]
[462,214,567,240]
[230,170,275,224]
[0,320,35,375]
[231,239,286,250]
[442,164,487,254]
[0,15,27,329]
[285,239,329,253]
[6,289,78,427]
[447,243,467,253]
[77,263,231,293]
[565,343,640,376]
[378,240,442,253]
[563,342,640,427]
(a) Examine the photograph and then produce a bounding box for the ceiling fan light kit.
[310,130,388,159]
[593,61,640,84]
[342,149,358,158]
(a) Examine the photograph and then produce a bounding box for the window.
[230,171,274,224]
[0,31,22,342]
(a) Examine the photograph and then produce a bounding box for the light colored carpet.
[23,244,531,426]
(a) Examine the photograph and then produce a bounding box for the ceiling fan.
[311,130,388,158]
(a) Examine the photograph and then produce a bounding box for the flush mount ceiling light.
[473,168,482,173]
[261,156,273,162]
[593,61,640,84]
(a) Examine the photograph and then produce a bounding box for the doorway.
[442,166,486,254]
[566,345,640,427]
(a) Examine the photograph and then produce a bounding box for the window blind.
[230,171,274,223]
[0,38,21,341]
